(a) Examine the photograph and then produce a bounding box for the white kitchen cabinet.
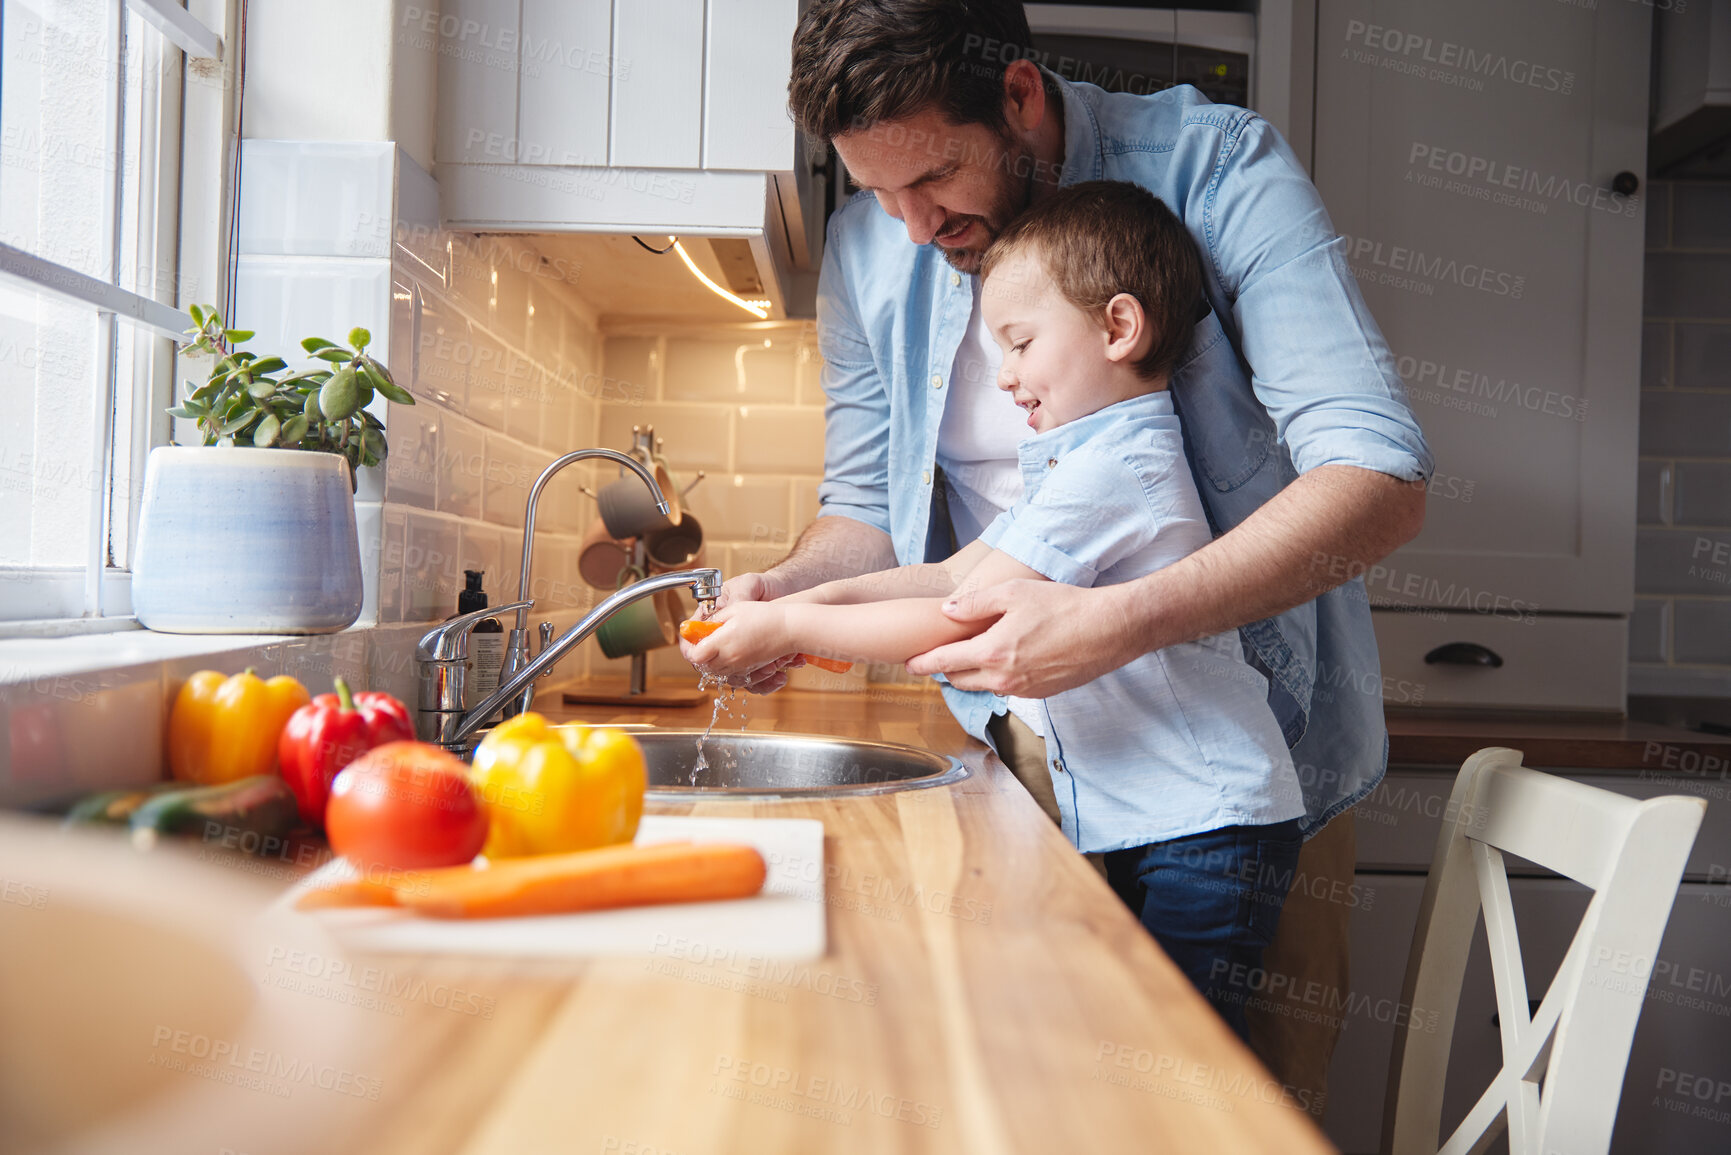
[704,0,800,171]
[1313,3,1649,643]
[610,0,705,169]
[433,0,812,314]
[518,0,612,166]
[438,0,797,174]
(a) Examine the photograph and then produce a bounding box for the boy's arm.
[776,540,994,606]
[688,547,1043,672]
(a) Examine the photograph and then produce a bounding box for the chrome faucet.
[417,566,722,752]
[502,447,667,718]
[414,444,721,751]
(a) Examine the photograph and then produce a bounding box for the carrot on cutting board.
[678,618,853,674]
[296,841,767,920]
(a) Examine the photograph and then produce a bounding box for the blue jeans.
[1103,819,1305,1042]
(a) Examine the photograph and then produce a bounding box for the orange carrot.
[294,877,402,910]
[297,841,767,920]
[679,618,853,674]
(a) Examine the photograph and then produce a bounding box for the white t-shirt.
[936,284,1046,736]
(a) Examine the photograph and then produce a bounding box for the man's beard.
[934,136,1038,275]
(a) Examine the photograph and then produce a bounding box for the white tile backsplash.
[234,255,392,371]
[238,141,394,258]
[664,336,797,403]
[735,406,826,472]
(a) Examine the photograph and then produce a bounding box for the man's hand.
[677,572,804,693]
[906,580,1143,696]
[909,466,1425,696]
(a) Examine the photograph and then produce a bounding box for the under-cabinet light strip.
[669,238,771,319]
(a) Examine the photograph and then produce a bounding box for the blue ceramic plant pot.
[131,446,363,634]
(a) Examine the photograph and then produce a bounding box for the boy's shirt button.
[922,470,932,485]
[1046,457,1058,469]
[931,374,943,389]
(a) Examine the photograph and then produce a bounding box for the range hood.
[1651,0,1731,171]
[440,166,826,321]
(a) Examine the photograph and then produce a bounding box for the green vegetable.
[63,783,177,826]
[128,775,300,851]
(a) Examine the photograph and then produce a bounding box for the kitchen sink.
[464,727,969,799]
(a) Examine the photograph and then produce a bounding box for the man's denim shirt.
[813,76,1434,838]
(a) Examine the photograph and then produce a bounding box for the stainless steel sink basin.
[464,726,968,798]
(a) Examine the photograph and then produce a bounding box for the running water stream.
[690,674,750,785]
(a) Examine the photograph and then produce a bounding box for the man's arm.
[909,465,1424,696]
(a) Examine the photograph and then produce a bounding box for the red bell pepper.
[277,678,415,825]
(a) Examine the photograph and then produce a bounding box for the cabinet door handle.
[1611,171,1640,197]
[1424,642,1505,668]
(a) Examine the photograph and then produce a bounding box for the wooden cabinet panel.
[518,0,612,166]
[1313,1,1649,614]
[609,0,704,169]
[703,0,798,171]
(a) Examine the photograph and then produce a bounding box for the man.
[682,0,1432,1109]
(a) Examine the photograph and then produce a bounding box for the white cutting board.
[285,815,826,960]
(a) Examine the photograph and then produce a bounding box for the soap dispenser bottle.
[458,570,504,699]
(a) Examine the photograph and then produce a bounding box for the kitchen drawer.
[1357,770,1731,882]
[1325,876,1731,1155]
[1371,611,1627,714]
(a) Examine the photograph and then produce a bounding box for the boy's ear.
[1102,293,1152,365]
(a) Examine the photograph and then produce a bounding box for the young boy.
[686,181,1305,1039]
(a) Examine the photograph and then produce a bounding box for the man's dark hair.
[789,0,1055,141]
[980,181,1204,382]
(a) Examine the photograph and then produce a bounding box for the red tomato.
[325,742,488,869]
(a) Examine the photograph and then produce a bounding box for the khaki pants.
[985,711,1351,1119]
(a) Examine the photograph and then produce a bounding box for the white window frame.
[0,0,234,631]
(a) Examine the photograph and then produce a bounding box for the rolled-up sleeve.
[979,452,1150,588]
[1206,116,1434,482]
[813,219,893,536]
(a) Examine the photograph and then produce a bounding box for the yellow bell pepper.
[468,712,646,858]
[168,668,310,785]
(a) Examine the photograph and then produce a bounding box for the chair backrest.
[1382,747,1706,1155]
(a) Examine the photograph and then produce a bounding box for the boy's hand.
[676,572,803,693]
[685,600,803,682]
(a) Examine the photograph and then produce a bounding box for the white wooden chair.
[1382,746,1706,1155]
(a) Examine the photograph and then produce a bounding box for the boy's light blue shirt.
[979,392,1305,852]
[813,76,1434,838]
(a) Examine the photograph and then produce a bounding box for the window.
[0,0,229,628]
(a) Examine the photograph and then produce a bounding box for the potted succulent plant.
[130,305,417,635]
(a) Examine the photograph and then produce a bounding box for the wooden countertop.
[337,684,1334,1155]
